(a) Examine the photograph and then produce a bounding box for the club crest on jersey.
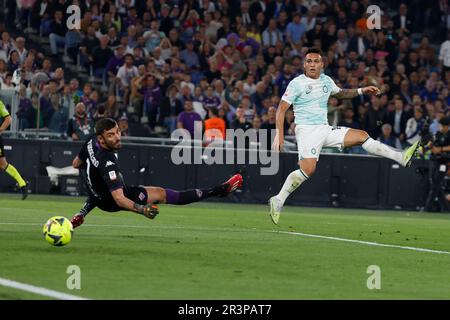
[311,148,317,155]
[109,171,117,181]
[323,85,328,93]
[138,192,145,201]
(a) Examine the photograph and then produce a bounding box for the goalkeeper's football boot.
[269,196,283,225]
[402,140,421,167]
[70,213,84,228]
[214,173,243,197]
[224,173,243,194]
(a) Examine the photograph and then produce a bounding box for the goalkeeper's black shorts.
[91,186,148,212]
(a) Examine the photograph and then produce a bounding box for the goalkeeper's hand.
[134,203,159,219]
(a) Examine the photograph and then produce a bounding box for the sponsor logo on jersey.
[305,85,313,94]
[106,161,114,167]
[195,189,203,198]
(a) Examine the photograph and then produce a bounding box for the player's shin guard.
[4,164,26,187]
[276,169,309,205]
[165,188,218,205]
[361,137,403,164]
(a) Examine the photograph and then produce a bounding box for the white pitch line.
[273,230,450,255]
[2,222,450,256]
[0,277,89,300]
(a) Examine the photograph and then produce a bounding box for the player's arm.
[332,86,381,99]
[0,115,11,133]
[272,100,291,152]
[72,156,84,169]
[110,188,157,215]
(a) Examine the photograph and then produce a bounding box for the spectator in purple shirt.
[106,45,125,83]
[136,74,162,129]
[177,100,202,138]
[203,86,221,109]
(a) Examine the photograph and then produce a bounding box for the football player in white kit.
[269,48,421,224]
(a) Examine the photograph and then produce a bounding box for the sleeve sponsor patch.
[109,171,117,181]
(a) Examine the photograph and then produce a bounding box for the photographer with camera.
[424,116,450,212]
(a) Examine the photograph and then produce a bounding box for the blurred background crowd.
[0,0,449,152]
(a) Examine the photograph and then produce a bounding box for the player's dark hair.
[95,118,118,135]
[305,48,323,57]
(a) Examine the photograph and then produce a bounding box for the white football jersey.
[281,73,341,125]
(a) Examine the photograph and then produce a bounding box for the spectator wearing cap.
[177,100,202,138]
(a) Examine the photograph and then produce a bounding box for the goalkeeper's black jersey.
[77,136,125,201]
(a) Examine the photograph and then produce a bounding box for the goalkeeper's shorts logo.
[311,148,317,155]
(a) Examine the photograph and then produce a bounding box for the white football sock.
[276,169,309,205]
[362,138,403,164]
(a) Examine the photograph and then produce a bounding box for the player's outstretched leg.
[162,173,243,205]
[70,198,97,228]
[0,158,28,199]
[345,129,422,167]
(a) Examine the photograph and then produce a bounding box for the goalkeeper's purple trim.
[165,188,180,204]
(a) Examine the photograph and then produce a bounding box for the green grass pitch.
[1,194,450,299]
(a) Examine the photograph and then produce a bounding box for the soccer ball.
[43,216,73,246]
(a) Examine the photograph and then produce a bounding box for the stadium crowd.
[0,0,449,151]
